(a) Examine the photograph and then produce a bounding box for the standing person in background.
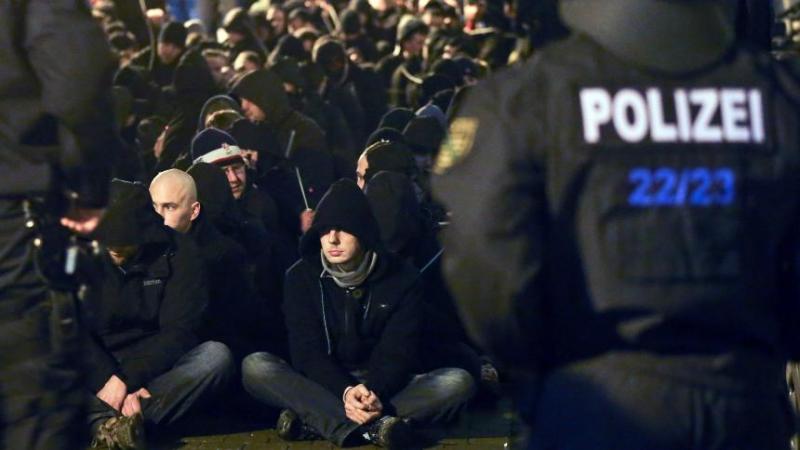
[434,0,800,449]
[0,0,118,448]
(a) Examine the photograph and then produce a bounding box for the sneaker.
[276,409,320,441]
[91,413,146,450]
[361,416,418,448]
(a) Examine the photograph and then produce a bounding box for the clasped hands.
[343,384,382,425]
[96,375,152,417]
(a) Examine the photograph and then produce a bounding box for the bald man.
[150,169,201,233]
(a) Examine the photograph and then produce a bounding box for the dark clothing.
[284,252,423,400]
[86,229,208,392]
[128,48,177,89]
[238,183,281,234]
[529,354,792,450]
[188,214,264,360]
[0,1,116,447]
[156,48,219,173]
[242,352,474,446]
[433,32,800,446]
[346,64,388,136]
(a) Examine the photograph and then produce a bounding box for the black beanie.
[94,179,164,247]
[420,74,456,107]
[396,16,428,43]
[403,116,445,156]
[378,107,414,132]
[159,22,187,47]
[300,179,381,258]
[269,56,306,90]
[340,9,361,35]
[366,127,406,147]
[364,171,421,254]
[363,140,417,183]
[312,38,347,73]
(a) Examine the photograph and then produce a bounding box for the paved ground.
[141,396,519,450]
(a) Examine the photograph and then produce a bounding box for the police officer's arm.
[432,68,547,367]
[24,0,117,208]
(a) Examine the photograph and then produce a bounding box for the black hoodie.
[284,180,423,400]
[86,180,208,391]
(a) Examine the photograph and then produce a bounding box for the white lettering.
[674,89,692,142]
[613,89,649,142]
[647,88,678,142]
[720,89,750,142]
[580,88,612,143]
[690,89,723,142]
[749,89,765,143]
[579,87,766,144]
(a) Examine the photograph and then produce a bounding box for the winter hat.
[396,16,428,43]
[198,95,242,131]
[366,127,406,147]
[365,171,422,254]
[453,56,479,80]
[378,107,414,132]
[191,128,244,165]
[300,179,381,258]
[362,140,417,184]
[415,103,447,129]
[109,31,138,53]
[403,116,445,156]
[185,19,206,36]
[94,179,164,247]
[340,9,361,35]
[270,34,307,62]
[159,21,188,47]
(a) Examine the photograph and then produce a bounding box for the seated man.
[87,180,235,449]
[149,169,275,361]
[242,180,475,448]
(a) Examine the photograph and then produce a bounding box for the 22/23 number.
[628,167,736,207]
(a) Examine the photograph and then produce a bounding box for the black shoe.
[276,409,320,441]
[361,416,418,448]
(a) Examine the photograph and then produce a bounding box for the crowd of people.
[80,0,532,447]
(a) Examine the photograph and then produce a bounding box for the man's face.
[227,31,246,45]
[221,161,247,199]
[268,8,286,35]
[149,182,199,233]
[320,228,363,265]
[107,245,139,266]
[402,32,427,57]
[241,98,267,122]
[205,55,231,85]
[356,155,369,190]
[157,42,182,65]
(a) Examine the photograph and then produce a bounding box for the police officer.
[433,0,799,448]
[0,1,117,448]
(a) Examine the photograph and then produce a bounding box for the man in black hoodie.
[87,180,234,449]
[241,180,474,448]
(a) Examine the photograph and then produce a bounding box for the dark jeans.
[88,341,235,430]
[0,200,85,449]
[527,356,793,450]
[241,352,476,446]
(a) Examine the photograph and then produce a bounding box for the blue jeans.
[241,352,476,446]
[88,341,234,430]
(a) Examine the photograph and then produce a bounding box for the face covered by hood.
[364,171,422,254]
[230,69,293,127]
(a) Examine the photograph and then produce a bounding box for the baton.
[285,130,310,210]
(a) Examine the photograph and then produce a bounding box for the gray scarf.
[320,250,378,288]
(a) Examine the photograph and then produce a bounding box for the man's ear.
[191,201,201,222]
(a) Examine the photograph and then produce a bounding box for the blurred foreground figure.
[0,1,117,448]
[434,0,800,449]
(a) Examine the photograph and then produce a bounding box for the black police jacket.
[0,1,116,205]
[433,33,800,392]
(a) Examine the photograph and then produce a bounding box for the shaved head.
[149,169,201,233]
